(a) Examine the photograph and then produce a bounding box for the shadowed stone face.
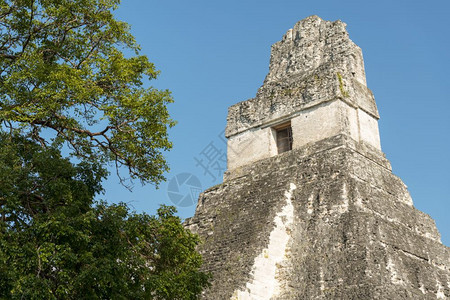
[187,16,450,300]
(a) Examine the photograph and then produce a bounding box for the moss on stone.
[337,72,349,98]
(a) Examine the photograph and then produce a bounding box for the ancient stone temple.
[186,16,450,299]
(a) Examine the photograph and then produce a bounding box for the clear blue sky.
[103,0,450,246]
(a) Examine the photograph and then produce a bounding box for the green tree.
[0,0,175,185]
[0,0,211,298]
[0,135,210,299]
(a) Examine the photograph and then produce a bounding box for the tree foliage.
[0,0,175,185]
[0,0,211,298]
[0,135,210,299]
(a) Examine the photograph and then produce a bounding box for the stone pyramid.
[186,16,450,299]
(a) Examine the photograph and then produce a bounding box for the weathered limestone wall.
[228,99,381,170]
[227,127,277,170]
[263,16,367,87]
[290,101,346,149]
[358,108,381,149]
[225,16,382,171]
[187,135,450,299]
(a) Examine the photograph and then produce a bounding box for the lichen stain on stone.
[306,192,314,215]
[231,183,296,300]
[385,256,405,286]
[436,280,446,299]
[336,182,349,214]
[337,72,349,98]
